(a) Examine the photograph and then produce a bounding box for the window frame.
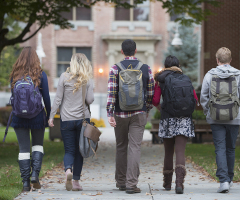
[62,6,92,21]
[115,0,150,22]
[56,47,92,77]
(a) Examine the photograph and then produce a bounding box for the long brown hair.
[10,46,42,89]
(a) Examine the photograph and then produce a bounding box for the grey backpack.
[209,75,240,120]
[116,62,144,111]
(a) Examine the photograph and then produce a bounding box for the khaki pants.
[114,113,147,188]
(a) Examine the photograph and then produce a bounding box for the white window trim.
[112,21,151,32]
[113,0,151,31]
[55,7,94,31]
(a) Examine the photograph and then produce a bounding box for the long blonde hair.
[66,53,93,93]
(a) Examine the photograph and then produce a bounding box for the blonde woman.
[48,53,94,191]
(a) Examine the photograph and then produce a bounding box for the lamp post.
[171,23,183,47]
[36,32,46,67]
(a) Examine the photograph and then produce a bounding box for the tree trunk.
[0,44,4,62]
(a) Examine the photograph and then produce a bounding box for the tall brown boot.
[163,169,174,191]
[175,164,186,194]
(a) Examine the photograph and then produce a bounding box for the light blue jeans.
[211,124,239,183]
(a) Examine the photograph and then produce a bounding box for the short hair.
[121,39,136,56]
[216,47,232,64]
[164,55,180,68]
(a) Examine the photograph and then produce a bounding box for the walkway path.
[15,128,240,200]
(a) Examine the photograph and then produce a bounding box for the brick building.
[201,0,240,81]
[21,1,173,121]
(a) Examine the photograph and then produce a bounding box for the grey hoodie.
[200,64,240,125]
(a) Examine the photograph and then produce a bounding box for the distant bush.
[192,110,206,120]
[153,110,161,120]
[0,106,12,126]
[90,118,106,127]
[145,122,152,130]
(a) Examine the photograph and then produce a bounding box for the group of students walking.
[7,39,239,195]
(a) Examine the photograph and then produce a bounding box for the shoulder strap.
[3,111,13,142]
[82,84,87,119]
[115,62,125,71]
[82,84,91,119]
[135,62,144,70]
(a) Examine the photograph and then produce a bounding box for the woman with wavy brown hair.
[9,46,51,191]
[48,53,94,191]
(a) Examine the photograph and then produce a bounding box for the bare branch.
[22,25,43,42]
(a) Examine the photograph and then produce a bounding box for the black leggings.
[163,135,188,170]
[14,128,45,153]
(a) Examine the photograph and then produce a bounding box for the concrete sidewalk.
[15,128,240,200]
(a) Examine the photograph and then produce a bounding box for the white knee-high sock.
[32,145,44,153]
[18,153,30,160]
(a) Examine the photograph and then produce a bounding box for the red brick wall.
[203,0,240,77]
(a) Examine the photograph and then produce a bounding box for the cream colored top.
[49,72,94,121]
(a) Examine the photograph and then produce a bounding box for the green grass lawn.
[0,127,64,200]
[185,143,240,182]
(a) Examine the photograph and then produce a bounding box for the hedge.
[0,106,12,126]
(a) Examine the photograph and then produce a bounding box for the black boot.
[19,159,31,192]
[31,151,44,189]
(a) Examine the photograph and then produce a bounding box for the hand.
[48,119,54,127]
[108,117,116,127]
[156,104,161,111]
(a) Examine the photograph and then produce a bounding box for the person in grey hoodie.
[200,47,240,193]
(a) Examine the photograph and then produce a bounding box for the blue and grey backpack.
[3,76,43,142]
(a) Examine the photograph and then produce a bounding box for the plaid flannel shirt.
[106,57,154,118]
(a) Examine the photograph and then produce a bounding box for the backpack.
[11,76,43,118]
[116,61,144,111]
[3,76,43,142]
[162,72,196,117]
[209,75,239,120]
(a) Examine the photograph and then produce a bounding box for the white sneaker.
[217,182,229,193]
[229,181,233,188]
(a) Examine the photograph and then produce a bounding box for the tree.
[164,26,198,88]
[0,15,21,89]
[0,0,221,55]
[0,46,19,90]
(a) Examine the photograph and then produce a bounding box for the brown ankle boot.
[175,164,186,194]
[163,169,174,191]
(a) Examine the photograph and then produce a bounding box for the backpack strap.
[135,62,144,70]
[115,62,125,71]
[3,111,13,142]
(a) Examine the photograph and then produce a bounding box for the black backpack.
[161,72,196,117]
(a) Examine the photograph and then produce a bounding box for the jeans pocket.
[60,120,69,130]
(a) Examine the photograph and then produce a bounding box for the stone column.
[106,50,118,69]
[144,50,157,69]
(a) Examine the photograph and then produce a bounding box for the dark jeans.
[211,124,239,183]
[60,118,90,180]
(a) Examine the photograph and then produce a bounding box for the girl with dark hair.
[9,46,51,191]
[153,55,198,194]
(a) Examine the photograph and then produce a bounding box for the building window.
[57,47,92,77]
[60,7,91,21]
[115,0,149,21]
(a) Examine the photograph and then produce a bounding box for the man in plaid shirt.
[106,39,154,194]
